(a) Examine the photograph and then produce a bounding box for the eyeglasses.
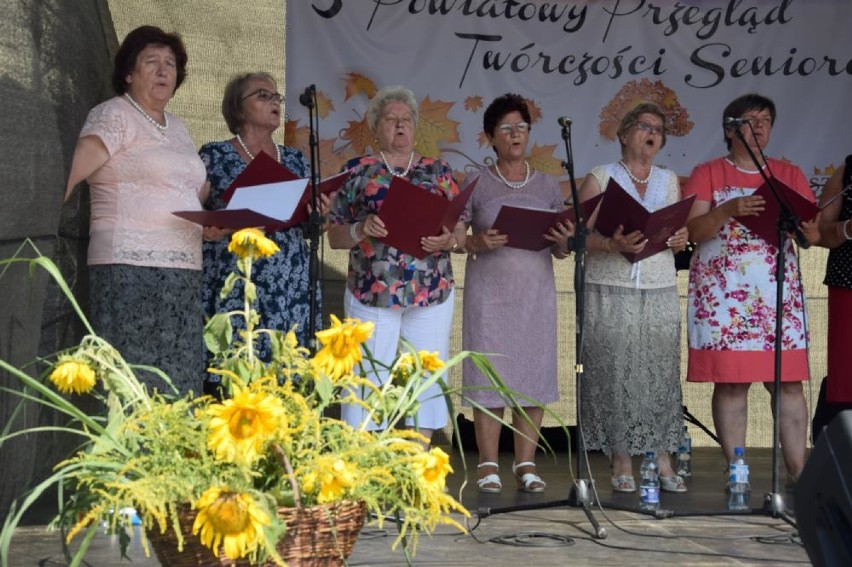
[381,115,414,127]
[497,122,529,134]
[635,121,665,135]
[739,115,773,127]
[243,88,284,104]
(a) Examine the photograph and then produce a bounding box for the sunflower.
[192,486,270,560]
[301,456,356,503]
[228,228,280,259]
[205,382,285,465]
[49,358,97,395]
[313,315,375,380]
[412,447,453,489]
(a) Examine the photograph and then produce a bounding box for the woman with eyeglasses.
[684,93,819,489]
[64,26,211,397]
[199,72,326,382]
[461,93,574,493]
[327,85,467,447]
[577,103,690,495]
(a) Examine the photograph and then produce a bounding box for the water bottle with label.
[680,426,692,476]
[727,447,750,511]
[639,451,660,512]
[675,445,691,478]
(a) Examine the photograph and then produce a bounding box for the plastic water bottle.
[639,451,660,512]
[675,445,691,478]
[680,426,692,476]
[727,447,750,511]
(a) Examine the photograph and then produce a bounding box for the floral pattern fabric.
[199,141,321,358]
[684,157,812,383]
[329,155,467,308]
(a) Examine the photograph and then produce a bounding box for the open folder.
[735,177,820,248]
[594,178,695,263]
[491,192,604,251]
[173,152,348,230]
[376,177,477,259]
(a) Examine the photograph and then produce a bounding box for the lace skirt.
[580,283,683,456]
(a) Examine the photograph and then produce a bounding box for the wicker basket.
[147,500,367,567]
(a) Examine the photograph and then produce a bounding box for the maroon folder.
[736,177,819,248]
[491,193,604,251]
[594,178,695,263]
[376,177,477,259]
[221,151,299,203]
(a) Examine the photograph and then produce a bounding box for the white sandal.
[476,462,502,493]
[512,461,546,493]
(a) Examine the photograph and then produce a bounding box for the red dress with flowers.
[684,157,812,383]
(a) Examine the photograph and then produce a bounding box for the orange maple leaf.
[341,116,374,156]
[464,96,483,112]
[342,72,377,101]
[415,96,461,158]
[283,119,310,155]
[527,143,562,175]
[317,138,358,178]
[315,90,335,120]
[524,98,542,124]
[477,131,491,149]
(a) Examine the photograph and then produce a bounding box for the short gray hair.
[366,85,419,132]
[221,72,277,134]
[616,102,667,149]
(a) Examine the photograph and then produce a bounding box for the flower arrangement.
[0,230,510,566]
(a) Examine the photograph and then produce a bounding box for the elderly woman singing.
[327,85,467,446]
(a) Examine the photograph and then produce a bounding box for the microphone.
[558,116,572,128]
[299,84,315,108]
[724,117,748,128]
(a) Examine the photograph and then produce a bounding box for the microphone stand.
[732,125,798,528]
[300,85,322,353]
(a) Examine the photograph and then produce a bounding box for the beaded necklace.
[236,133,282,164]
[619,160,653,185]
[124,93,168,134]
[379,150,415,178]
[494,160,531,189]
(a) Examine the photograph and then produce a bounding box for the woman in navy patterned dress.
[200,72,323,373]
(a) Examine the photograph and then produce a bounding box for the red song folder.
[735,177,820,248]
[594,178,695,263]
[376,176,477,259]
[221,150,299,203]
[491,192,604,251]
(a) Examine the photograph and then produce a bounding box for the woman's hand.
[544,220,575,256]
[361,214,387,238]
[607,225,647,254]
[308,192,335,233]
[422,226,459,253]
[467,229,508,254]
[797,212,821,246]
[666,226,689,253]
[725,195,765,218]
[202,226,233,242]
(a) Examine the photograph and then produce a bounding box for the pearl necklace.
[124,93,168,134]
[619,160,653,185]
[379,150,415,178]
[236,133,282,164]
[494,160,531,189]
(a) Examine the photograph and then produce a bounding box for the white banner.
[285,0,852,194]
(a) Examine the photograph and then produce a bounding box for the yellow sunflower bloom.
[49,359,97,395]
[313,315,374,380]
[413,447,453,489]
[417,351,445,373]
[228,228,280,259]
[192,487,270,560]
[205,383,285,464]
[301,456,356,503]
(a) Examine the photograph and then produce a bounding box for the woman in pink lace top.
[64,26,216,397]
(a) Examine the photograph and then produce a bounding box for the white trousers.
[340,288,455,430]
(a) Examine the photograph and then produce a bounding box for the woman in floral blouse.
[684,93,819,486]
[327,85,467,446]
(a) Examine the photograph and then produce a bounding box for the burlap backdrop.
[0,0,829,518]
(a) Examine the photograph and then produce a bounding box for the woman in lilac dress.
[461,93,573,493]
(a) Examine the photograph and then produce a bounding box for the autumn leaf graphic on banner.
[283,119,310,155]
[527,143,562,175]
[341,115,374,156]
[464,96,483,112]
[343,72,377,101]
[477,131,490,148]
[599,79,693,141]
[524,98,542,124]
[315,90,335,119]
[317,138,357,177]
[415,97,461,158]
